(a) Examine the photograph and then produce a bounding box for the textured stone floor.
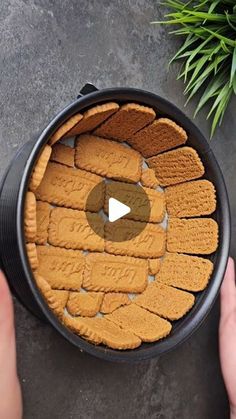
[1,1,235,418]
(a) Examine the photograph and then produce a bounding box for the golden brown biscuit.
[157,252,213,291]
[100,293,130,314]
[148,259,161,276]
[50,143,75,167]
[63,315,141,349]
[36,201,51,245]
[165,180,216,217]
[75,135,142,183]
[135,282,195,321]
[24,192,37,242]
[94,103,156,141]
[37,245,85,290]
[106,304,172,342]
[167,218,218,254]
[147,147,204,186]
[35,162,104,211]
[67,291,103,317]
[105,220,166,258]
[140,168,159,189]
[49,113,83,145]
[29,145,52,192]
[64,103,119,137]
[104,182,165,223]
[128,118,187,157]
[34,274,69,319]
[83,253,148,293]
[48,208,105,252]
[26,243,38,270]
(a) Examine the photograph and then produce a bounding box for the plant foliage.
[152,0,236,137]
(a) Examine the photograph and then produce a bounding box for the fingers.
[0,270,14,336]
[220,257,236,319]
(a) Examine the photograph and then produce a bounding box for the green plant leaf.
[157,0,236,137]
[185,55,209,89]
[203,27,236,47]
[184,34,213,81]
[230,46,236,86]
[194,67,229,115]
[185,74,209,104]
[184,54,227,94]
[169,34,198,65]
[210,87,232,137]
[233,73,236,94]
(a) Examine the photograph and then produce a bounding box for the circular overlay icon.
[85,179,151,242]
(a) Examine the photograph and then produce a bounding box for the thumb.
[220,257,236,320]
[0,270,17,371]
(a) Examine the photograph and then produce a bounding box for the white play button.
[108,197,131,222]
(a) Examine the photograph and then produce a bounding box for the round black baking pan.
[0,84,231,362]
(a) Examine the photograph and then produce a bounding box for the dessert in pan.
[24,102,218,350]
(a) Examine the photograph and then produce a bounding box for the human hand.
[219,257,236,419]
[0,270,22,419]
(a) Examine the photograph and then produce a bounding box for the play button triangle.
[108,197,131,222]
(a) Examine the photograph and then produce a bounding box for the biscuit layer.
[48,208,105,252]
[135,282,195,320]
[75,135,142,183]
[128,118,187,157]
[165,180,216,217]
[37,245,85,290]
[167,218,218,254]
[105,220,166,258]
[106,304,172,342]
[94,103,156,141]
[63,315,141,350]
[36,201,51,245]
[147,147,204,186]
[83,253,148,293]
[50,143,75,167]
[157,252,213,291]
[29,145,52,192]
[65,103,119,137]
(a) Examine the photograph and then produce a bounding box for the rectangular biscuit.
[157,252,213,291]
[34,274,69,319]
[94,103,156,141]
[147,147,205,186]
[24,192,37,242]
[36,201,51,245]
[148,258,161,275]
[50,143,75,167]
[37,245,85,290]
[35,162,104,212]
[135,282,195,320]
[106,303,172,342]
[100,293,130,314]
[29,145,52,192]
[49,113,83,145]
[165,179,216,217]
[26,243,38,270]
[66,291,103,316]
[63,315,141,350]
[105,220,166,258]
[64,102,119,137]
[167,217,218,254]
[48,207,104,252]
[104,182,165,223]
[75,135,142,183]
[140,168,159,189]
[83,253,148,293]
[128,118,187,157]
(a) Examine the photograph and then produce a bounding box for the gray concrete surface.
[0,1,235,418]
